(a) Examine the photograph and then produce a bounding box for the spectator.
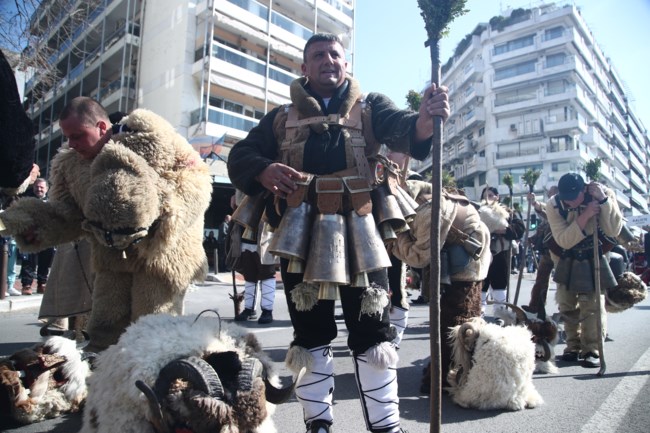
[19,178,55,295]
[217,215,231,272]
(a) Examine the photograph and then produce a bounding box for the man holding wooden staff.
[546,173,622,368]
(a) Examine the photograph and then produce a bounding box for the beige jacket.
[391,194,491,282]
[546,186,623,263]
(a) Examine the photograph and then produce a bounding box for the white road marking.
[580,346,650,433]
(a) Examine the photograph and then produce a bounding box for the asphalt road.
[1,271,650,433]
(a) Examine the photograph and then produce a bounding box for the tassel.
[359,283,389,320]
[290,282,319,311]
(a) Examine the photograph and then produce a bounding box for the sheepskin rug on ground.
[446,317,544,411]
[80,312,284,433]
[0,336,89,425]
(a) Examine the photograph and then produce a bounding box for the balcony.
[629,154,646,178]
[610,126,627,149]
[611,166,630,190]
[455,107,486,136]
[628,188,648,212]
[611,145,628,171]
[466,155,487,176]
[615,189,631,210]
[496,146,541,163]
[543,114,588,136]
[459,58,486,87]
[628,169,645,191]
[628,137,644,162]
[582,127,607,148]
[192,106,261,140]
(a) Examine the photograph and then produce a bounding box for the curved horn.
[153,356,224,401]
[537,340,552,362]
[264,366,305,405]
[136,380,171,433]
[237,357,264,392]
[502,302,529,324]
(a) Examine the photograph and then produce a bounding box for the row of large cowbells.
[267,201,392,299]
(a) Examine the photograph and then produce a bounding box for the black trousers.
[20,248,55,286]
[281,258,394,355]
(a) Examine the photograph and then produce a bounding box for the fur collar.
[289,77,362,134]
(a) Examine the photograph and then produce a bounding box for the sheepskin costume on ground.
[81,312,295,433]
[0,109,213,352]
[0,337,90,425]
[447,317,543,411]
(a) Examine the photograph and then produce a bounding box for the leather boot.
[37,283,46,294]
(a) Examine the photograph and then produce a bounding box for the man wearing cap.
[546,173,622,368]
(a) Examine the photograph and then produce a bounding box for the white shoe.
[8,287,21,296]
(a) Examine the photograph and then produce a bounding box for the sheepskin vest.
[273,78,380,190]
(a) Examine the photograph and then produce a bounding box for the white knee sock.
[389,306,408,347]
[260,277,276,311]
[353,344,400,432]
[294,345,335,426]
[244,281,258,310]
[492,289,507,313]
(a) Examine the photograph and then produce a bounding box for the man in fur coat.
[0,97,213,353]
[391,182,491,393]
[228,33,449,433]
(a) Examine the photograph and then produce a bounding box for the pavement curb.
[0,294,43,313]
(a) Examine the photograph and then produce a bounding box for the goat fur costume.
[447,317,543,411]
[0,337,90,425]
[80,313,289,433]
[0,109,213,351]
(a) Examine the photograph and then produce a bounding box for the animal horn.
[264,366,305,405]
[502,302,529,324]
[153,356,224,400]
[538,340,552,362]
[135,380,171,433]
[238,357,264,392]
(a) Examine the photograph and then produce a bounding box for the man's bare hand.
[256,163,304,198]
[415,84,450,141]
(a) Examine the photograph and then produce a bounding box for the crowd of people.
[1,32,648,433]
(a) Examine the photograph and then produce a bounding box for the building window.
[551,161,572,172]
[543,26,564,41]
[493,34,535,56]
[549,135,575,152]
[544,52,566,68]
[545,79,572,96]
[494,59,536,81]
[478,127,485,137]
[495,86,537,106]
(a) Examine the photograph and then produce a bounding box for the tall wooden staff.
[585,158,606,376]
[513,169,541,305]
[417,1,467,431]
[502,172,514,301]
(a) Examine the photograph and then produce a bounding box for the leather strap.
[286,173,313,208]
[315,177,344,214]
[343,176,372,216]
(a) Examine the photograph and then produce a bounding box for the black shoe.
[561,351,580,362]
[411,296,428,305]
[234,308,257,321]
[582,352,600,368]
[307,419,332,433]
[258,309,273,324]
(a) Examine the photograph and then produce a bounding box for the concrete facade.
[411,3,649,216]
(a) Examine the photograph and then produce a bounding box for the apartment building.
[412,3,649,216]
[22,0,354,227]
